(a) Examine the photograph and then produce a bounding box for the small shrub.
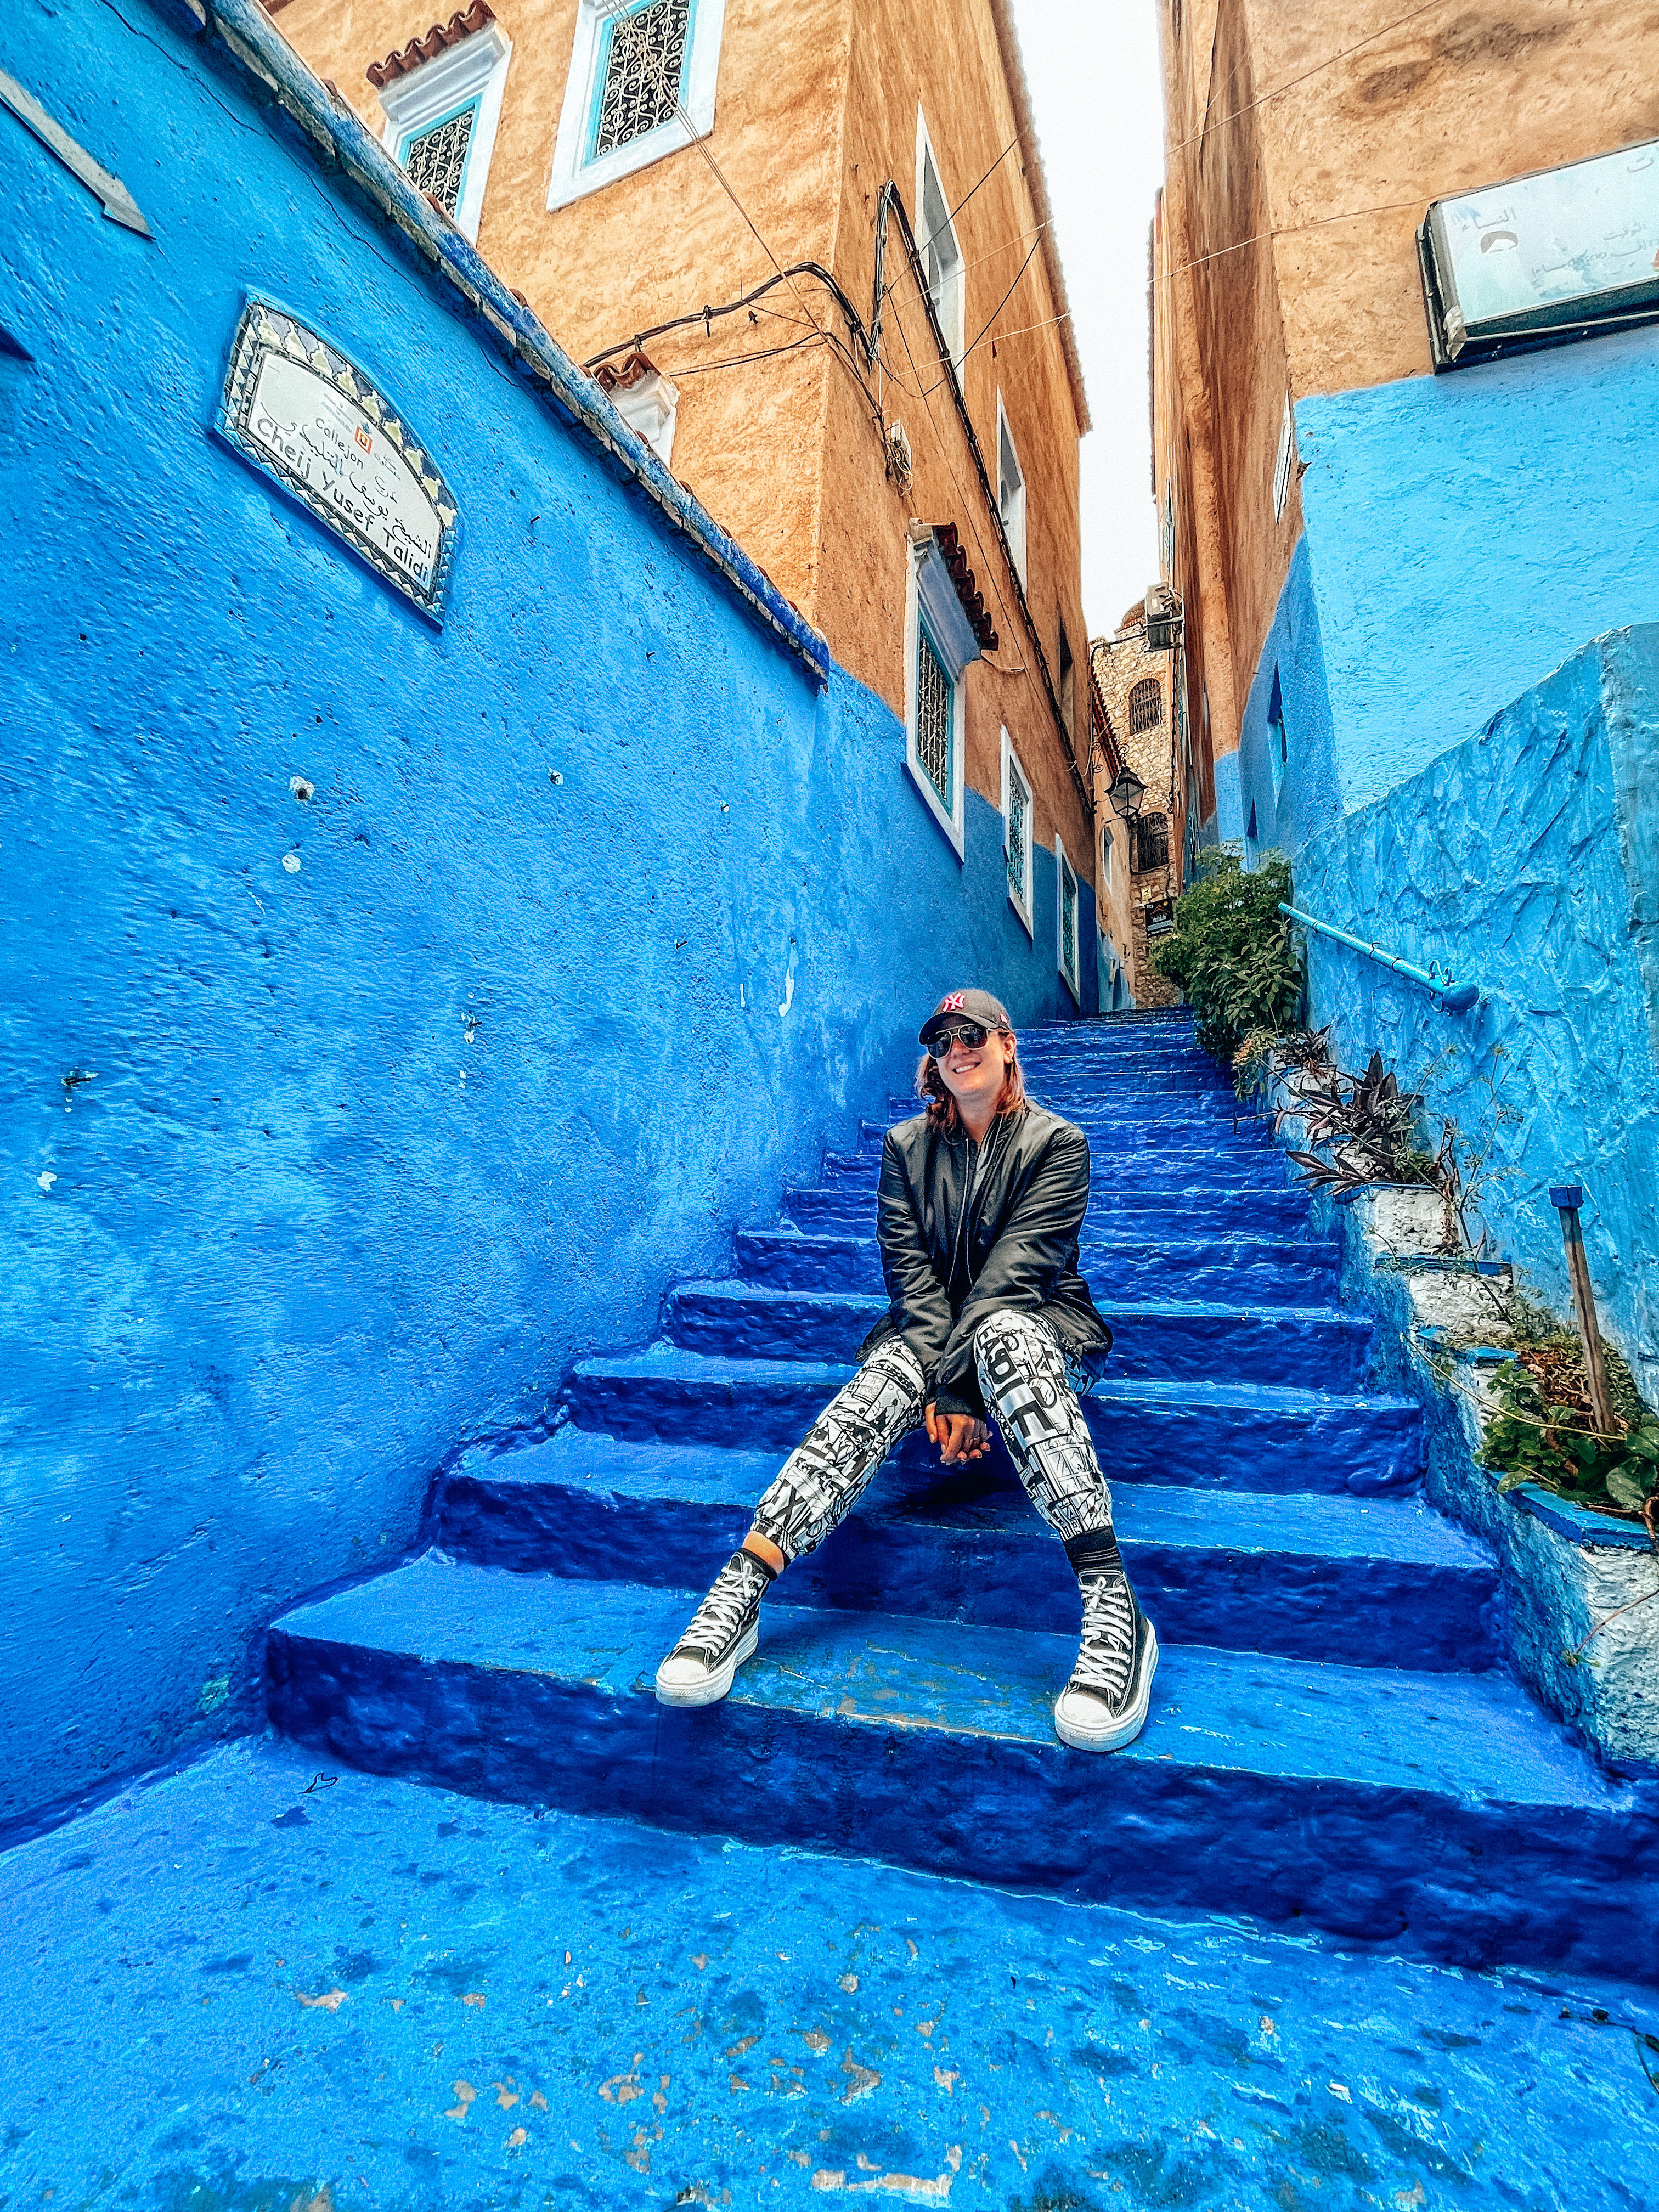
[1479,1329,1659,1527]
[1150,850,1302,1060]
[1279,1043,1444,1200]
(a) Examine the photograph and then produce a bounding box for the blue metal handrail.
[1278,902,1480,1014]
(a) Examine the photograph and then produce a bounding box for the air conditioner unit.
[1144,585,1183,653]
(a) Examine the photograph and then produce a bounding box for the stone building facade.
[267,0,1103,1005]
[1091,616,1180,1009]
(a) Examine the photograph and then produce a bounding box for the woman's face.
[933,1025,1015,1113]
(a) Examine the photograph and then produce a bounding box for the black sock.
[736,1543,780,1586]
[1064,1527,1123,1581]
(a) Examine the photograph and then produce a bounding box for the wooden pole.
[1550,1183,1617,1438]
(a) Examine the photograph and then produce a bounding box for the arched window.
[1129,678,1163,735]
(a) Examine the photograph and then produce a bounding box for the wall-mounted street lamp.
[1105,763,1147,820]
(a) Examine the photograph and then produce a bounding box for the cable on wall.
[873,179,1093,820]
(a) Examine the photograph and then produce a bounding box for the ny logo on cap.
[939,991,967,1013]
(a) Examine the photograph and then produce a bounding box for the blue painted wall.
[0,0,1092,1827]
[1235,537,1344,867]
[1291,325,1659,811]
[1292,629,1659,1403]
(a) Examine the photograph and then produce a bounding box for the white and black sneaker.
[1053,1566,1158,1753]
[654,1549,775,1708]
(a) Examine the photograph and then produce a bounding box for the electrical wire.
[583,260,872,371]
[1169,0,1459,156]
[883,278,1064,761]
[1168,195,1424,280]
[938,133,1022,239]
[915,233,1042,396]
[589,0,839,377]
[659,333,823,377]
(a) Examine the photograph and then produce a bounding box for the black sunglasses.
[926,1022,1001,1057]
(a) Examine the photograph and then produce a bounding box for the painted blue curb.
[1510,1483,1656,1551]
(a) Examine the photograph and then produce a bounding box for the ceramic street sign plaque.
[214,298,459,624]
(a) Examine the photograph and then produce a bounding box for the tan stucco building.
[1149,0,1659,864]
[266,0,1110,1000]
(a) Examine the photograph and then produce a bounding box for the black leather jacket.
[858,1104,1113,1419]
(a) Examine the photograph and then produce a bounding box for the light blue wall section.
[1212,751,1245,845]
[1236,538,1344,863]
[1294,325,1659,810]
[0,0,1093,1827]
[1293,630,1659,1402]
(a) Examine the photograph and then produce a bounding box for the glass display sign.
[1419,137,1659,370]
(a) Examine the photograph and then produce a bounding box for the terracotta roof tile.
[366,0,496,90]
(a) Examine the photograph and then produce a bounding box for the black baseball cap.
[917,988,1013,1045]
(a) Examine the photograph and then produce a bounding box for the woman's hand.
[925,1403,989,1464]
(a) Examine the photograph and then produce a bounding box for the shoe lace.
[680,1556,761,1656]
[1070,1572,1135,1703]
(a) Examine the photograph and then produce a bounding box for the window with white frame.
[1100,821,1114,891]
[1001,727,1034,935]
[548,0,726,211]
[377,19,512,244]
[916,119,965,370]
[905,533,976,856]
[1056,834,1080,1003]
[996,393,1026,586]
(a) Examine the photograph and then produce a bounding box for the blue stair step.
[564,1345,1423,1492]
[664,1279,1374,1387]
[435,1428,1500,1669]
[782,1182,1316,1234]
[735,1226,1338,1306]
[862,1115,1283,1150]
[822,1144,1291,1188]
[264,1556,1655,1985]
[871,1105,1265,1148]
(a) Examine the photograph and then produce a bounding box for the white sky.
[1012,0,1167,643]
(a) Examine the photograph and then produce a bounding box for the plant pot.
[1363,1185,1451,1255]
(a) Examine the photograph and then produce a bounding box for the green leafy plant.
[1150,850,1302,1060]
[1479,1325,1659,1531]
[1233,1024,1328,1109]
[1236,1028,1521,1256]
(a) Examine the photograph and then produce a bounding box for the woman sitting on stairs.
[654,986,1160,1753]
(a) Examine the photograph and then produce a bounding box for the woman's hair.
[915,1030,1032,1133]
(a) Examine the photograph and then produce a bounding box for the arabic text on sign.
[248,353,440,591]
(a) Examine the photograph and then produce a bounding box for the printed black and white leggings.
[748,1309,1114,1563]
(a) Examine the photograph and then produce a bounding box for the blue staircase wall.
[0,0,1093,1832]
[1291,629,1659,1403]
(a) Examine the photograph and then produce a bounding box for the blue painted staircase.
[264,1011,1658,1985]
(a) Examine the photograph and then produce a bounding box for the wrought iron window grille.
[1128,678,1163,735]
[1132,812,1170,875]
[1059,848,1079,997]
[1007,777,1028,909]
[916,623,953,812]
[592,0,691,159]
[404,103,477,216]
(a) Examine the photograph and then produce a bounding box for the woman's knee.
[864,1338,928,1406]
[972,1309,1058,1397]
[972,1309,1051,1362]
